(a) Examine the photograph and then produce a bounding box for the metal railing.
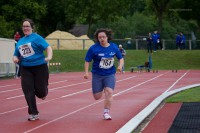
[45,38,200,50]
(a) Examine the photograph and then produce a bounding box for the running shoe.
[28,114,39,121]
[103,112,112,120]
[42,97,46,100]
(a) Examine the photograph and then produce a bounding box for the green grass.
[165,87,200,103]
[49,50,200,72]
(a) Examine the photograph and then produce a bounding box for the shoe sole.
[28,116,39,121]
[104,118,112,120]
[28,118,39,121]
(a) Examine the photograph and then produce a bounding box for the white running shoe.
[28,114,39,121]
[103,112,112,120]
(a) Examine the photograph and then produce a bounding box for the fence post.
[162,39,165,50]
[57,39,60,50]
[135,39,138,50]
[189,40,192,50]
[83,39,85,50]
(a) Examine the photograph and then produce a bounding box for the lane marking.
[0,84,16,88]
[49,80,68,84]
[0,88,21,93]
[5,81,91,100]
[116,83,200,133]
[116,70,196,133]
[114,74,165,97]
[1,76,136,114]
[0,80,69,93]
[163,70,189,94]
[5,76,136,100]
[6,95,24,100]
[23,75,169,132]
[23,100,104,133]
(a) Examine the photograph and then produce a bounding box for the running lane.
[0,70,199,133]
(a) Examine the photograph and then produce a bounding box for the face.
[98,32,108,45]
[22,21,32,36]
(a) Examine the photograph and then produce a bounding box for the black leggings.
[21,64,49,115]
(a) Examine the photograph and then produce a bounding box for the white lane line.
[1,88,90,115]
[6,95,24,100]
[0,88,21,93]
[0,84,16,88]
[23,75,167,133]
[116,84,200,133]
[114,73,165,97]
[163,70,189,94]
[116,70,194,133]
[2,75,136,114]
[23,100,104,133]
[49,81,91,91]
[6,76,136,100]
[49,80,68,84]
[5,81,91,99]
[0,80,69,93]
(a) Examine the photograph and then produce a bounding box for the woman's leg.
[34,64,49,99]
[21,66,39,115]
[104,87,113,110]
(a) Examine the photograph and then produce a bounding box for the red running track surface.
[0,70,199,133]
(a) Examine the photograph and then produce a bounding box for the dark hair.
[22,18,34,29]
[94,28,113,42]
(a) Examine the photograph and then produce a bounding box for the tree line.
[0,0,199,39]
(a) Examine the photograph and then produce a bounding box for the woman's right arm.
[84,61,90,79]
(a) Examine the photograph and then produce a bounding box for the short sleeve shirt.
[14,33,49,66]
[85,42,123,76]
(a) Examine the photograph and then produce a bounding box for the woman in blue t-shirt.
[84,28,124,120]
[13,18,53,121]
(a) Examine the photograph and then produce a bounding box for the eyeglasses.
[98,36,107,39]
[22,25,31,28]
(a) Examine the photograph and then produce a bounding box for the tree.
[0,0,47,38]
[145,0,171,32]
[64,0,132,36]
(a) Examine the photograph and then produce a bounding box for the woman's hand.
[84,72,89,79]
[13,56,19,64]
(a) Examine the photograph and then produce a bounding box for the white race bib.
[99,57,114,69]
[19,43,35,58]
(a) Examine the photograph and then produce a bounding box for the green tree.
[145,0,171,32]
[65,0,132,36]
[0,0,47,38]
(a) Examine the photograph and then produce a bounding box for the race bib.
[19,43,35,58]
[99,57,114,69]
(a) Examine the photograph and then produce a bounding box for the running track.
[0,70,200,133]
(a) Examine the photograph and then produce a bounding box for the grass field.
[165,86,200,103]
[49,50,200,72]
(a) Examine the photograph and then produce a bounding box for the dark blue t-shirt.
[85,42,123,76]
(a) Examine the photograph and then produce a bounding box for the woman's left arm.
[117,58,124,72]
[45,46,53,62]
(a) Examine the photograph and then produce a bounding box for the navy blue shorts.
[92,73,116,94]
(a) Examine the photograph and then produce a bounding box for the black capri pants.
[21,64,49,115]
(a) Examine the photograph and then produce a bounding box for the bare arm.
[45,46,53,62]
[84,61,90,79]
[117,58,124,72]
[13,56,19,64]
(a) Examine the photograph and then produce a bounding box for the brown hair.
[22,18,34,29]
[94,28,113,42]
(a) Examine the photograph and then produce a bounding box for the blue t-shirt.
[85,42,123,76]
[14,33,49,66]
[152,33,159,43]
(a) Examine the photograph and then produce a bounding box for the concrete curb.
[116,84,200,133]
